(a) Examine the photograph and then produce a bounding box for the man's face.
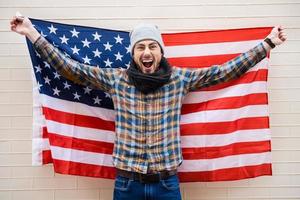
[133,40,162,74]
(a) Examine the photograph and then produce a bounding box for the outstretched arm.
[186,26,287,91]
[10,15,118,92]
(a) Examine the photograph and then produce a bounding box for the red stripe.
[52,159,116,179]
[42,150,53,164]
[181,93,268,114]
[168,54,239,68]
[180,117,269,135]
[48,132,114,154]
[182,141,271,159]
[178,163,272,182]
[162,27,272,46]
[42,127,49,138]
[199,69,268,91]
[42,107,115,131]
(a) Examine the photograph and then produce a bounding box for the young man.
[11,16,286,200]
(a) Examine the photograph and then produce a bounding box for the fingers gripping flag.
[27,18,273,182]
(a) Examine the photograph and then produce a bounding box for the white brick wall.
[0,0,299,199]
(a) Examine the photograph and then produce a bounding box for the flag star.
[93,96,102,104]
[70,28,80,38]
[53,42,59,47]
[82,55,91,64]
[63,81,71,89]
[34,65,42,73]
[48,24,57,34]
[40,31,47,37]
[43,61,51,68]
[92,48,102,58]
[103,42,113,51]
[92,32,102,41]
[59,35,69,44]
[64,51,71,58]
[44,76,51,85]
[83,86,92,94]
[82,38,91,48]
[114,52,123,61]
[36,81,43,91]
[53,71,61,79]
[125,62,130,68]
[125,46,130,54]
[114,35,124,44]
[35,51,41,58]
[104,58,113,67]
[71,45,80,55]
[104,92,111,98]
[52,87,61,96]
[73,92,81,100]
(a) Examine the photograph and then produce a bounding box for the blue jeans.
[113,174,182,200]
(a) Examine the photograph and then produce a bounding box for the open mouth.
[142,61,153,68]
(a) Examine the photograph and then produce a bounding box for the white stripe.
[40,94,115,121]
[50,146,113,167]
[50,144,270,172]
[165,39,262,58]
[178,152,271,172]
[181,129,271,148]
[180,105,269,124]
[183,81,267,104]
[32,138,50,166]
[46,120,115,143]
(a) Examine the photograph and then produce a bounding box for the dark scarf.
[127,57,172,94]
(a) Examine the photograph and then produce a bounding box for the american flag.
[27,18,273,182]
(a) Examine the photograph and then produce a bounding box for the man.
[11,15,286,200]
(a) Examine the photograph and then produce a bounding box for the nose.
[143,46,151,55]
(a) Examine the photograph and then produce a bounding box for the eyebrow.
[136,42,159,47]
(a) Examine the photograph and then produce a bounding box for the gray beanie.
[130,23,165,55]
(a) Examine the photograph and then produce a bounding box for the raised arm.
[10,15,118,92]
[186,26,287,91]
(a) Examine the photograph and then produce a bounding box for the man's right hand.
[10,14,41,43]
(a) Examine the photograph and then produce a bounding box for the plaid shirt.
[34,36,267,174]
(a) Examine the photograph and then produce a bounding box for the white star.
[40,31,47,37]
[63,81,71,89]
[53,87,61,96]
[83,86,92,94]
[53,71,61,79]
[104,58,113,67]
[53,42,58,47]
[35,51,41,58]
[48,24,57,34]
[93,96,102,104]
[92,32,102,41]
[81,38,91,48]
[34,65,42,73]
[104,92,111,98]
[43,61,51,68]
[125,46,131,54]
[64,51,71,58]
[59,35,69,44]
[114,35,124,44]
[71,45,80,55]
[103,42,113,51]
[92,48,102,58]
[36,81,42,91]
[44,76,51,85]
[82,55,91,64]
[125,62,130,68]
[73,92,81,100]
[70,28,80,38]
[114,52,123,61]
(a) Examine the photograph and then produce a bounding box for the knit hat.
[130,23,165,55]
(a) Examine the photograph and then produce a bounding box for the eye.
[136,46,144,50]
